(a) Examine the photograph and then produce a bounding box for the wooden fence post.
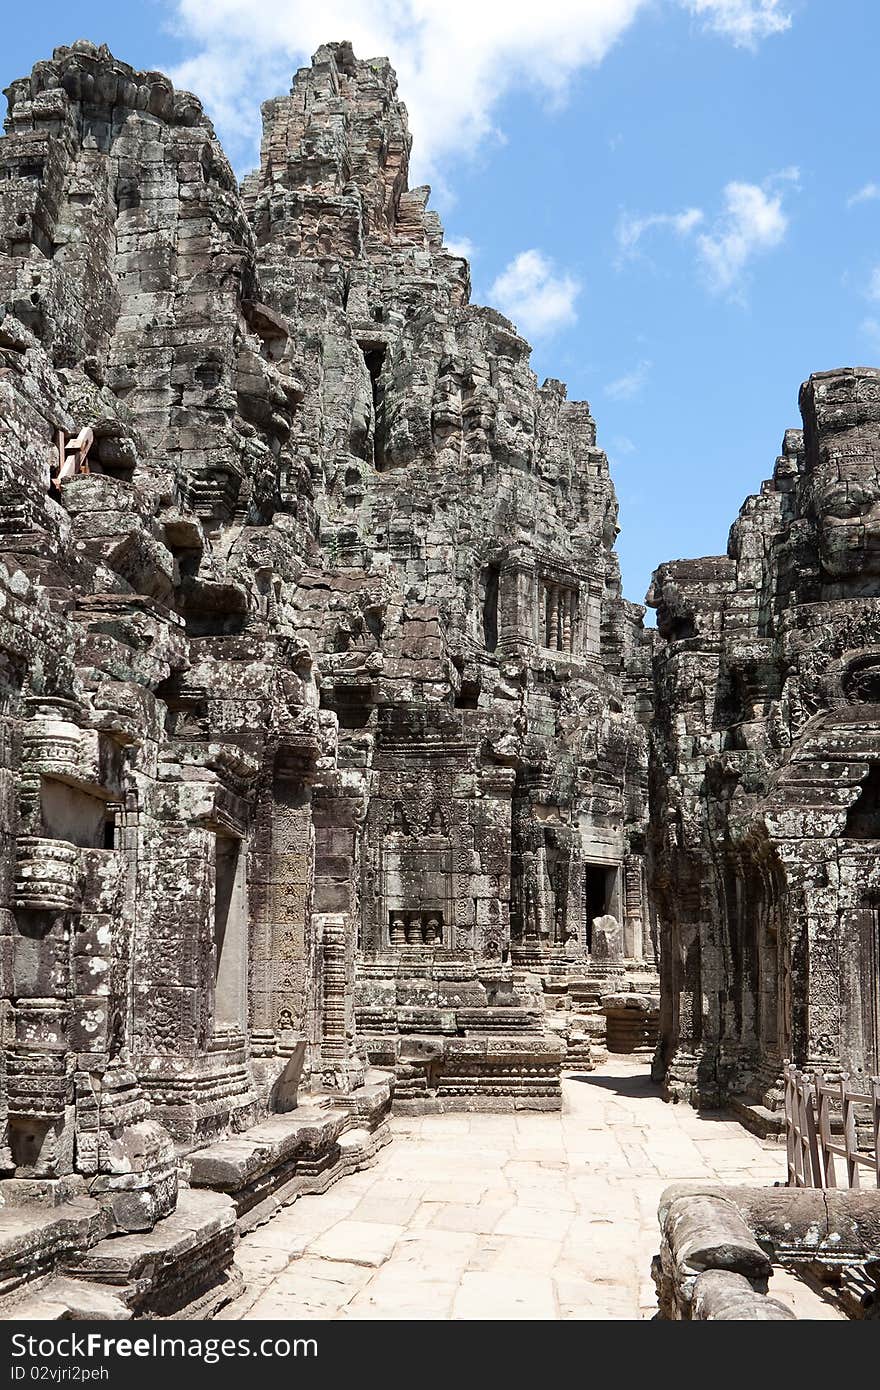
[841,1074,859,1190]
[873,1077,880,1190]
[784,1063,796,1187]
[814,1070,836,1188]
[783,1065,880,1190]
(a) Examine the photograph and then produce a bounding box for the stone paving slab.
[226,1057,839,1321]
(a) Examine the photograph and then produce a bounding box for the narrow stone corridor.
[220,1059,839,1320]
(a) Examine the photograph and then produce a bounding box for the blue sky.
[4,2,879,611]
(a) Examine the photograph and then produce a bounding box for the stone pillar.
[249,742,318,1078]
[0,696,14,1154]
[535,839,551,939]
[496,563,534,655]
[7,700,177,1228]
[583,589,602,656]
[548,585,559,650]
[475,766,515,960]
[623,852,645,960]
[562,589,573,652]
[319,913,348,1069]
[213,834,249,1034]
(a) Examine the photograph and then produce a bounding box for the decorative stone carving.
[0,29,656,1307]
[649,368,880,1115]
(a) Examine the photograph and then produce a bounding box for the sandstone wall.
[649,368,880,1113]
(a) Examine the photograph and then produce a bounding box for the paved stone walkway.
[223,1058,840,1320]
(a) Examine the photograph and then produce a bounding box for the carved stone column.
[562,589,573,652]
[547,584,559,650]
[249,734,320,1096]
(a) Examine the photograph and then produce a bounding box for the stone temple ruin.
[0,38,876,1321]
[648,367,880,1126]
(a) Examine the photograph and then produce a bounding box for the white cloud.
[683,0,791,48]
[696,172,797,296]
[605,359,652,399]
[488,249,581,338]
[696,183,785,293]
[167,0,646,183]
[618,170,796,298]
[616,207,704,258]
[445,235,478,261]
[866,267,880,304]
[848,183,880,208]
[164,1,793,183]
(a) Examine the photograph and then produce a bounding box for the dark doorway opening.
[846,764,880,839]
[583,864,617,950]
[362,346,386,468]
[481,564,500,651]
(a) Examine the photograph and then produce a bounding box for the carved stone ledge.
[13,837,80,912]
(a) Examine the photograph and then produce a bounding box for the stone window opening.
[338,699,372,729]
[364,606,384,641]
[846,764,880,839]
[362,345,387,468]
[539,578,577,652]
[102,807,119,850]
[40,777,111,850]
[454,684,480,710]
[481,563,500,651]
[389,910,444,948]
[48,425,94,497]
[179,582,249,638]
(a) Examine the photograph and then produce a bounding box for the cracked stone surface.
[222,1057,840,1321]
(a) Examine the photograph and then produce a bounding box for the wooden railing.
[783,1062,880,1189]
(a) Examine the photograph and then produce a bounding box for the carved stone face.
[644,569,678,640]
[808,457,880,584]
[645,563,699,641]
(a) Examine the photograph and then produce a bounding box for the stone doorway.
[582,864,618,949]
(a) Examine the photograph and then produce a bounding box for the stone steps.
[0,1276,131,1321]
[189,1082,393,1225]
[0,1189,240,1321]
[64,1189,239,1320]
[0,1197,109,1300]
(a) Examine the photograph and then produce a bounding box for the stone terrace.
[220,1058,841,1320]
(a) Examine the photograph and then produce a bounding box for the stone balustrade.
[654,1182,880,1320]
